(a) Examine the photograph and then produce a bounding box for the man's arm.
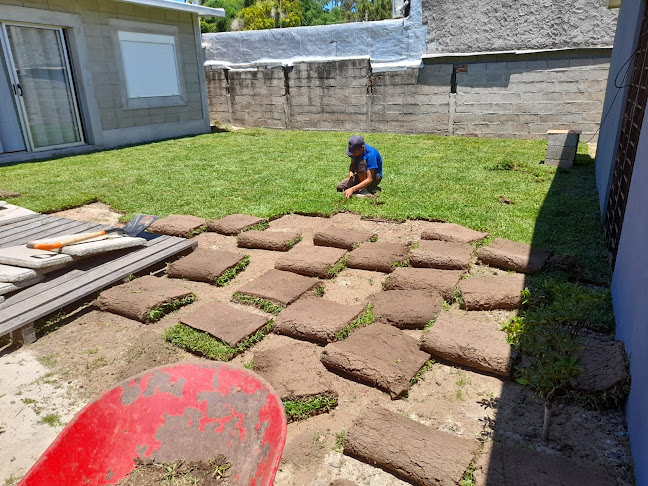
[344,169,373,198]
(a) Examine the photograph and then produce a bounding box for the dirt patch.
[410,240,474,270]
[238,230,302,251]
[235,269,319,306]
[575,341,628,392]
[477,237,552,274]
[52,202,122,225]
[459,273,527,310]
[421,311,514,377]
[313,227,376,250]
[116,457,231,486]
[254,340,336,400]
[207,214,265,235]
[420,222,489,243]
[180,301,270,347]
[167,248,246,283]
[0,189,21,199]
[345,242,409,273]
[384,267,464,300]
[321,323,430,398]
[274,296,364,343]
[148,214,206,237]
[275,246,347,279]
[95,275,194,322]
[344,406,479,486]
[372,290,443,329]
[329,480,358,486]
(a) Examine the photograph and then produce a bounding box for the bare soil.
[116,457,230,486]
[1,205,635,486]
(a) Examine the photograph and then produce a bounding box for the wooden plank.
[0,237,197,335]
[0,212,40,227]
[0,215,56,237]
[0,220,103,248]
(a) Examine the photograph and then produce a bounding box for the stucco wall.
[423,0,619,53]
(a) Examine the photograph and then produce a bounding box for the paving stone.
[0,189,21,198]
[421,222,488,244]
[148,214,206,238]
[179,301,269,347]
[167,248,246,283]
[459,273,527,310]
[95,275,194,322]
[253,340,336,400]
[275,246,346,278]
[275,296,364,343]
[56,236,146,257]
[235,269,319,306]
[207,213,265,235]
[237,230,302,251]
[574,341,628,392]
[383,267,464,300]
[0,264,40,284]
[344,406,479,486]
[372,290,443,329]
[478,237,551,274]
[0,246,74,269]
[410,240,474,270]
[321,323,430,398]
[345,242,410,273]
[313,226,376,250]
[0,204,37,225]
[474,441,616,486]
[421,312,514,377]
[0,275,45,296]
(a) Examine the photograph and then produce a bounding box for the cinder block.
[547,130,581,147]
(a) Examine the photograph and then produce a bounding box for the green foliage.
[333,429,346,453]
[283,394,338,421]
[410,359,435,386]
[215,255,250,286]
[201,0,245,32]
[237,0,302,30]
[301,0,345,25]
[232,292,285,314]
[334,305,373,340]
[147,295,196,322]
[285,236,302,249]
[328,0,392,22]
[327,255,347,277]
[313,284,326,297]
[39,413,63,427]
[244,220,270,232]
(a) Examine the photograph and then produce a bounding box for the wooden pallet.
[0,214,197,340]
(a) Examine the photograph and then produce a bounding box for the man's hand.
[344,188,354,199]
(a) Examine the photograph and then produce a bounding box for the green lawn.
[0,127,609,282]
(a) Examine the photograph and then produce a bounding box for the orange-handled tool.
[27,230,114,251]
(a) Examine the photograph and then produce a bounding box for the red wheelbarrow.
[19,362,287,485]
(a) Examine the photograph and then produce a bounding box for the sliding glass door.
[0,22,84,152]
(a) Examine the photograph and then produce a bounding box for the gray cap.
[346,135,365,156]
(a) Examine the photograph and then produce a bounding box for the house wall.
[206,50,610,139]
[0,0,210,162]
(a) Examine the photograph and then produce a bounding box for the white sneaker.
[355,189,374,198]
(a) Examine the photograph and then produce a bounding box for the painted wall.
[423,0,618,54]
[595,0,645,213]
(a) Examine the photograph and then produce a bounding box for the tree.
[201,0,245,33]
[236,0,303,30]
[300,0,344,26]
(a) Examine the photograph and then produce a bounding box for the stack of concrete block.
[545,129,581,168]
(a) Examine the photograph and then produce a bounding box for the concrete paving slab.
[0,204,37,225]
[575,341,628,392]
[421,312,514,377]
[344,406,479,486]
[421,222,488,244]
[275,246,346,278]
[410,240,474,270]
[207,214,265,235]
[0,275,45,296]
[321,323,430,398]
[56,236,146,257]
[313,227,376,250]
[235,269,319,305]
[459,273,527,310]
[478,237,551,274]
[253,340,336,400]
[383,267,463,300]
[0,264,40,284]
[167,248,246,283]
[95,275,194,322]
[346,242,409,273]
[148,214,206,238]
[179,301,270,347]
[372,290,443,329]
[0,246,74,269]
[275,296,364,343]
[474,441,616,486]
[237,230,301,251]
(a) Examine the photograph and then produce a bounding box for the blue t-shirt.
[352,144,382,179]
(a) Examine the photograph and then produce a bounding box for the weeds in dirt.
[243,359,254,369]
[283,394,338,422]
[85,356,107,370]
[164,322,274,361]
[369,235,379,242]
[390,260,410,268]
[147,295,196,322]
[453,287,465,307]
[410,360,435,386]
[285,236,302,250]
[215,256,250,287]
[460,458,477,486]
[244,221,269,232]
[21,398,37,405]
[36,355,57,367]
[32,372,58,386]
[313,284,326,297]
[333,429,346,453]
[232,292,285,314]
[564,381,631,410]
[334,305,374,340]
[188,224,207,237]
[327,255,347,278]
[39,413,63,427]
[209,455,232,480]
[423,316,438,330]
[442,300,450,311]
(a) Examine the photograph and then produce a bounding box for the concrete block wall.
[229,67,286,128]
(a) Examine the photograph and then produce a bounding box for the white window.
[117,31,180,99]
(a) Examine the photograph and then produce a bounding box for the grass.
[410,359,435,386]
[334,305,374,340]
[38,413,63,427]
[333,429,346,453]
[215,256,250,286]
[147,295,196,322]
[231,292,285,314]
[327,255,347,278]
[282,394,338,422]
[164,321,274,361]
